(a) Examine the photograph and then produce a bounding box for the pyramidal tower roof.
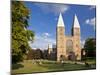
[57,13,65,27]
[73,14,80,28]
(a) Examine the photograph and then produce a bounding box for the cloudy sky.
[24,2,96,50]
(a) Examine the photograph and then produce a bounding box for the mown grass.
[12,60,96,74]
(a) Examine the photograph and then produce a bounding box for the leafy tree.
[84,38,96,57]
[12,1,34,63]
[27,49,43,60]
[43,50,48,59]
[27,50,34,60]
[33,49,43,59]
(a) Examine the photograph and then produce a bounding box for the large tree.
[84,38,96,57]
[27,49,43,60]
[12,1,34,63]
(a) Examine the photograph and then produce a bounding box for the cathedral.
[48,13,81,61]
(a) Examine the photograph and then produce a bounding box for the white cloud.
[29,33,56,50]
[89,6,96,10]
[81,40,85,48]
[42,32,50,38]
[34,3,69,15]
[85,17,96,30]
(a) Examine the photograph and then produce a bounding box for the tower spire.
[73,14,80,28]
[57,13,65,27]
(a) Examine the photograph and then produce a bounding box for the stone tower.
[48,44,52,59]
[56,13,66,61]
[72,14,81,60]
[48,44,52,55]
[56,13,81,62]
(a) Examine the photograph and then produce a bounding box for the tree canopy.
[27,49,43,60]
[12,1,34,63]
[84,38,96,57]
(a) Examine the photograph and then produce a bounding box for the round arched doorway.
[68,51,75,61]
[66,39,75,60]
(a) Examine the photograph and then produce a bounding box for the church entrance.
[66,40,75,60]
[68,51,75,61]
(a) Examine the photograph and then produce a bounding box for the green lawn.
[12,60,96,74]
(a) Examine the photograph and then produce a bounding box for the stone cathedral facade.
[48,13,81,61]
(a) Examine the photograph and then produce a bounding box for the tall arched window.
[66,40,73,52]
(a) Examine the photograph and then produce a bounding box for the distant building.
[48,44,56,60]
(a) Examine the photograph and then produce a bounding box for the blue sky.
[24,2,96,50]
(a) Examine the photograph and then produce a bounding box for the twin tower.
[56,13,81,61]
